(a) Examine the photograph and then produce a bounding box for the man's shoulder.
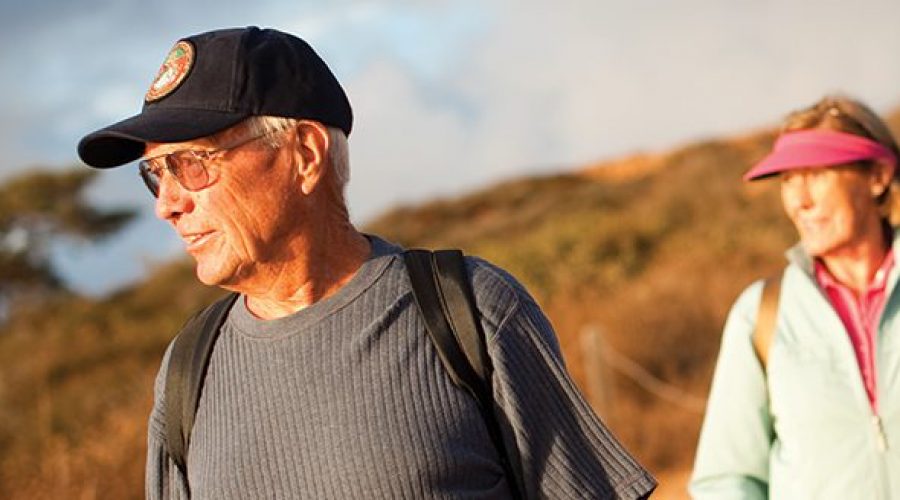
[368,234,527,305]
[465,256,527,303]
[366,234,543,332]
[463,256,542,333]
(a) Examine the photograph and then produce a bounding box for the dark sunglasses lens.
[174,157,210,191]
[138,161,161,197]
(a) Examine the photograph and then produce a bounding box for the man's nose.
[154,173,194,220]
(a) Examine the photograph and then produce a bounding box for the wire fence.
[581,326,708,414]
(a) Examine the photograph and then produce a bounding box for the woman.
[690,96,900,499]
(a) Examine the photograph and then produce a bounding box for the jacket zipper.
[794,254,895,498]
[872,413,890,500]
[873,414,888,452]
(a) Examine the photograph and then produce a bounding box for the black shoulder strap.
[403,249,523,499]
[164,292,239,479]
[403,250,487,390]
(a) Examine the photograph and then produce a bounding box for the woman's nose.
[782,174,814,210]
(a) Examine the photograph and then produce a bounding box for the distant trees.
[0,168,136,300]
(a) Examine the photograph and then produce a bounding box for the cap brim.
[77,108,248,168]
[743,148,867,181]
[743,129,900,181]
[742,155,801,181]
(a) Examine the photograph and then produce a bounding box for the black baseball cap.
[78,27,353,168]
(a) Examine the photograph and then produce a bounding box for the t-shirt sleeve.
[472,261,657,499]
[145,342,191,500]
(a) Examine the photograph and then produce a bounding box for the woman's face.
[781,164,884,258]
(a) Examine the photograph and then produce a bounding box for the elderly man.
[77,27,655,499]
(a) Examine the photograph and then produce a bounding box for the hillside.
[366,129,794,472]
[1,109,898,498]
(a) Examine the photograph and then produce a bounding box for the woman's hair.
[782,95,900,224]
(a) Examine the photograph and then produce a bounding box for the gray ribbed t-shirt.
[146,236,656,499]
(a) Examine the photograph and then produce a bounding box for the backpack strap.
[752,272,783,372]
[164,292,239,479]
[403,250,487,389]
[403,249,523,499]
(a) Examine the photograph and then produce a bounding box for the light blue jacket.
[690,232,900,499]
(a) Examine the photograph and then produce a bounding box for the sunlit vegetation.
[0,169,136,308]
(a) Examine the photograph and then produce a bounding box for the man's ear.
[292,120,331,195]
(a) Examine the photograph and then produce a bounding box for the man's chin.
[194,263,232,288]
[194,259,249,290]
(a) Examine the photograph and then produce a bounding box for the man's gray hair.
[245,116,350,192]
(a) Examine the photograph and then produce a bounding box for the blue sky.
[2,0,899,295]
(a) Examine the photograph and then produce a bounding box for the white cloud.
[346,59,475,218]
[2,0,900,294]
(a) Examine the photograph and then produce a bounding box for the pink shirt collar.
[814,249,894,292]
[814,248,894,412]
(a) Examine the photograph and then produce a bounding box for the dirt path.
[651,468,691,499]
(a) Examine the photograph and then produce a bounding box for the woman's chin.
[800,238,832,258]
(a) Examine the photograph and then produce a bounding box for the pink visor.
[743,129,898,181]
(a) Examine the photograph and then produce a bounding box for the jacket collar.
[786,225,900,280]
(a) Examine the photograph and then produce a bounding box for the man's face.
[145,124,304,288]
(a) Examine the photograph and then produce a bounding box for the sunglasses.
[138,130,281,197]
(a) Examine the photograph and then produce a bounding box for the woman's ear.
[869,159,896,198]
[292,120,331,195]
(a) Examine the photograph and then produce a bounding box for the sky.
[1,0,899,295]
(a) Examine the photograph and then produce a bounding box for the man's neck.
[240,222,371,320]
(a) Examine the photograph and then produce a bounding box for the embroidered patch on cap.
[145,40,195,103]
